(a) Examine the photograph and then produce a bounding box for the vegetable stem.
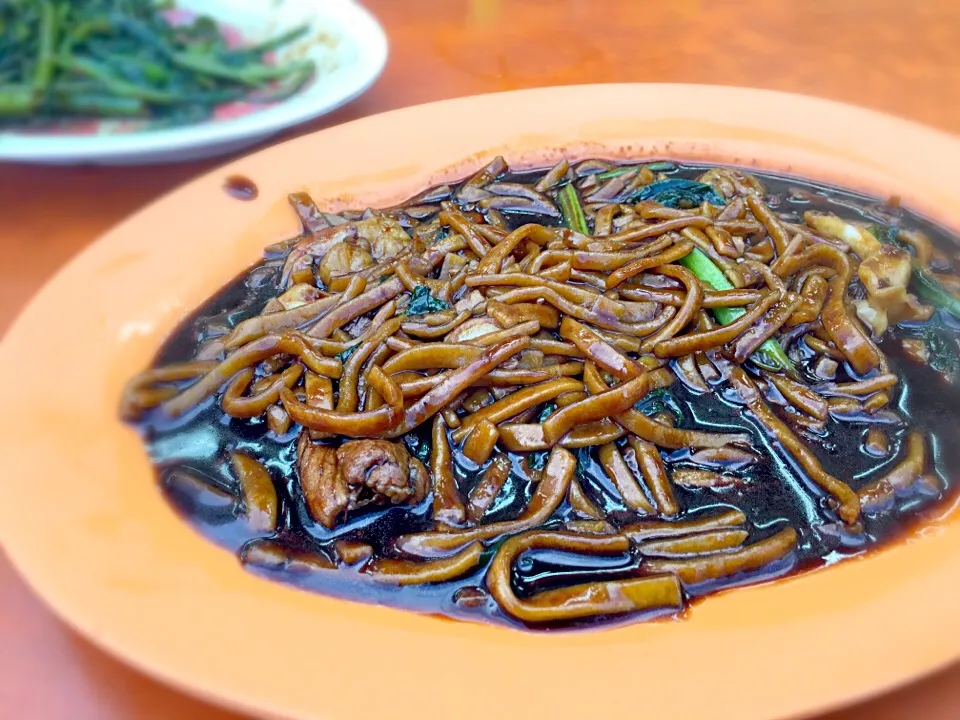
[34,0,58,91]
[62,56,179,103]
[231,24,310,58]
[677,249,796,374]
[558,183,589,235]
[172,52,312,88]
[0,85,39,115]
[0,3,316,127]
[594,166,637,181]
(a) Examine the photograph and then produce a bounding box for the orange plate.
[2,85,960,720]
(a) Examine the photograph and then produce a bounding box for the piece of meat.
[355,216,412,262]
[317,240,374,287]
[297,434,346,529]
[297,434,428,529]
[802,213,932,337]
[804,211,881,259]
[280,223,358,287]
[856,245,932,336]
[445,317,502,343]
[698,168,766,199]
[276,283,323,310]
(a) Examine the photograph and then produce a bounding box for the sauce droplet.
[224,175,258,201]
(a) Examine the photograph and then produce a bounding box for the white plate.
[0,0,387,165]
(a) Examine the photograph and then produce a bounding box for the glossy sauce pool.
[132,163,960,629]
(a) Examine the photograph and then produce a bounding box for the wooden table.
[2,0,959,717]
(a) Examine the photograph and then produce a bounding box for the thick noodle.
[126,158,960,629]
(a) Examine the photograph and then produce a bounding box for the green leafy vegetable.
[925,329,960,376]
[870,222,960,317]
[335,344,360,364]
[912,265,960,317]
[677,248,797,375]
[536,402,557,423]
[0,0,315,125]
[904,324,960,377]
[404,433,432,465]
[406,285,451,316]
[558,183,589,234]
[633,389,687,424]
[867,223,905,249]
[634,388,670,415]
[527,451,548,471]
[634,179,725,209]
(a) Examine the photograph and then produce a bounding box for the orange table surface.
[2,1,960,717]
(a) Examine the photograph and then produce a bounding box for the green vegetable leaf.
[871,222,960,318]
[867,223,904,249]
[406,285,450,316]
[404,433,432,465]
[912,265,960,317]
[634,388,670,415]
[536,402,557,423]
[926,329,960,376]
[906,324,960,377]
[335,344,360,364]
[527,451,548,471]
[634,179,726,209]
[0,1,315,125]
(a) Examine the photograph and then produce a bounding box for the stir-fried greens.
[124,158,960,628]
[0,0,314,125]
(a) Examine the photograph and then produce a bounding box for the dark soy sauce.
[132,162,960,630]
[224,175,258,201]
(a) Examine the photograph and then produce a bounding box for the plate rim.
[0,0,388,164]
[2,83,960,720]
